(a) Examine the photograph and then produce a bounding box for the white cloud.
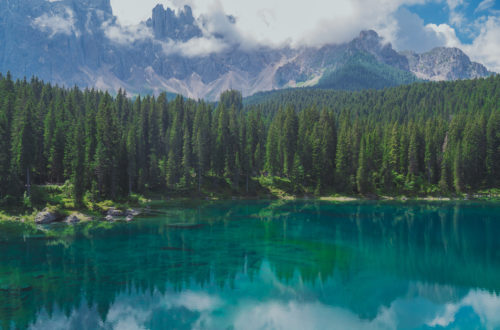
[461,16,500,72]
[391,8,449,52]
[446,0,464,11]
[102,20,153,45]
[427,16,500,72]
[106,0,499,71]
[426,23,461,47]
[110,0,430,48]
[475,0,495,13]
[32,7,78,37]
[160,37,230,57]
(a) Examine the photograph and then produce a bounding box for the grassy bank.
[0,179,499,223]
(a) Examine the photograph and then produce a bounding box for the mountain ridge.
[0,0,494,100]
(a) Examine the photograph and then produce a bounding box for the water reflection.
[0,200,499,329]
[26,261,500,330]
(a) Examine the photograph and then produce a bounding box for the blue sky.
[110,0,500,71]
[407,0,500,42]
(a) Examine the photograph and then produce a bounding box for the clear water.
[1,200,500,330]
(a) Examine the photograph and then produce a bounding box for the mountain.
[0,0,494,100]
[403,47,492,81]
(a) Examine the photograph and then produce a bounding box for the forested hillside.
[0,72,499,206]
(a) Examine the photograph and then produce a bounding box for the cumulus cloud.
[107,0,500,70]
[102,20,153,45]
[461,16,500,72]
[426,16,500,72]
[32,7,78,37]
[160,37,229,57]
[197,1,254,48]
[110,0,430,48]
[389,8,446,52]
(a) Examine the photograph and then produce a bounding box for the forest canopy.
[0,72,499,206]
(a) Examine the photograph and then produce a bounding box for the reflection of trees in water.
[0,201,499,328]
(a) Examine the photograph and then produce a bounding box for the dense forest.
[0,72,499,206]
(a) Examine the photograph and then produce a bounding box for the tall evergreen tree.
[11,101,36,196]
[71,121,86,206]
[486,110,500,186]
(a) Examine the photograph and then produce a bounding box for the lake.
[1,200,500,329]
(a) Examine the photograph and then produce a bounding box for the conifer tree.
[182,118,192,187]
[71,121,86,206]
[94,93,119,198]
[356,137,370,195]
[282,106,298,177]
[0,104,10,197]
[453,144,464,193]
[486,110,500,186]
[126,125,138,194]
[11,101,36,196]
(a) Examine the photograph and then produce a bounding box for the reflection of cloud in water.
[28,291,221,330]
[428,290,500,329]
[163,291,222,312]
[233,301,397,330]
[233,289,500,330]
[28,265,500,330]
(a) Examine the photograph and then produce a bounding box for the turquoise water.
[1,200,500,329]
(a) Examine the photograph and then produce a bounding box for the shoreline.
[1,193,499,224]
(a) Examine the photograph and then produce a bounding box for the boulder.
[35,210,58,224]
[65,214,80,224]
[107,208,124,217]
[126,216,134,222]
[105,215,114,222]
[126,209,140,217]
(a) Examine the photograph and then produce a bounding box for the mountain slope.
[403,47,492,81]
[316,51,419,90]
[0,0,494,100]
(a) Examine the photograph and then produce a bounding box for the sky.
[109,0,500,71]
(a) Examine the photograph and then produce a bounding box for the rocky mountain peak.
[405,46,491,81]
[348,30,409,71]
[0,2,494,101]
[73,0,112,12]
[147,4,202,41]
[356,30,382,43]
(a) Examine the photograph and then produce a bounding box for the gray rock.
[105,215,114,221]
[107,208,124,217]
[35,210,58,224]
[126,209,141,217]
[126,216,134,222]
[404,47,492,81]
[147,4,202,41]
[0,2,493,102]
[65,214,80,224]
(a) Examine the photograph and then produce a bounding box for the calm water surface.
[1,200,500,329]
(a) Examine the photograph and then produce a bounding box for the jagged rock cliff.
[404,47,492,81]
[0,0,493,100]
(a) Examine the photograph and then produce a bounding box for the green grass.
[1,178,499,223]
